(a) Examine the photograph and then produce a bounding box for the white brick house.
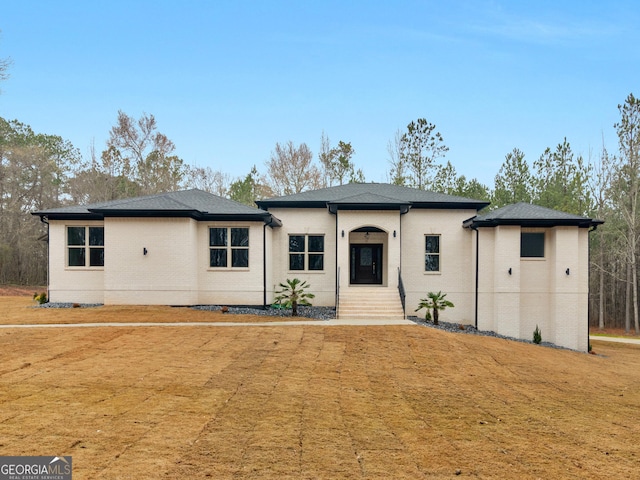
[33,184,602,351]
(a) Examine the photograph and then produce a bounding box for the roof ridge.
[85,190,175,209]
[329,191,408,203]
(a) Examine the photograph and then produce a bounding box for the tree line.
[1,84,639,332]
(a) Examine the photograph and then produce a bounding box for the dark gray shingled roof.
[256,183,489,211]
[463,202,604,228]
[32,189,281,225]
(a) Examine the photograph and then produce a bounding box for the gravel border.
[35,303,336,318]
[34,302,103,309]
[407,316,575,351]
[192,305,336,320]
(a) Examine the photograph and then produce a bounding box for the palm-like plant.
[274,278,315,316]
[415,291,454,325]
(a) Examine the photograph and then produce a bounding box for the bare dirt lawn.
[0,296,317,325]
[0,293,639,478]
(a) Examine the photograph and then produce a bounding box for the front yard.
[0,295,638,478]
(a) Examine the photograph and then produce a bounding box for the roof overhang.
[412,201,490,211]
[327,202,412,215]
[90,208,201,218]
[463,217,605,229]
[257,200,413,214]
[256,200,328,209]
[33,210,282,227]
[258,200,487,214]
[33,212,104,221]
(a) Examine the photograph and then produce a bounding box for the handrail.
[397,267,406,318]
[336,266,340,318]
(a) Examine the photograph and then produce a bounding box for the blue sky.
[1,1,639,186]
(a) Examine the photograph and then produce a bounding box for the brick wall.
[268,208,337,306]
[402,209,477,325]
[48,220,105,303]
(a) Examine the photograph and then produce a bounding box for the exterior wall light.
[508,267,512,275]
[143,248,148,256]
[566,268,570,275]
[341,230,344,238]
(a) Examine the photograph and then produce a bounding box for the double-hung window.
[209,227,249,268]
[425,235,440,272]
[67,226,104,267]
[289,235,324,271]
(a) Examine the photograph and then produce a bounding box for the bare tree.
[0,143,60,284]
[318,131,332,187]
[185,165,230,197]
[318,132,358,186]
[265,141,323,196]
[107,111,185,195]
[588,143,615,330]
[387,129,407,185]
[0,57,10,85]
[0,32,11,87]
[68,140,139,203]
[612,94,640,333]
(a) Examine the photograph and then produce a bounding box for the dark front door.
[350,244,383,284]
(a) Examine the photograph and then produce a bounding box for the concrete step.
[338,287,405,320]
[339,304,403,311]
[339,312,405,318]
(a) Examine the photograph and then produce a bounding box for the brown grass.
[0,295,639,478]
[0,297,319,325]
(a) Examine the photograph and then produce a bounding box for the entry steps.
[338,287,406,320]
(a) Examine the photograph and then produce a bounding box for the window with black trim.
[209,227,249,268]
[67,226,104,267]
[289,234,324,271]
[521,232,545,258]
[425,235,440,272]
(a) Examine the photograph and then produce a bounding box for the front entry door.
[350,244,383,284]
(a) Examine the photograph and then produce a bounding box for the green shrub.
[33,292,48,305]
[274,278,315,317]
[415,291,454,325]
[533,325,542,344]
